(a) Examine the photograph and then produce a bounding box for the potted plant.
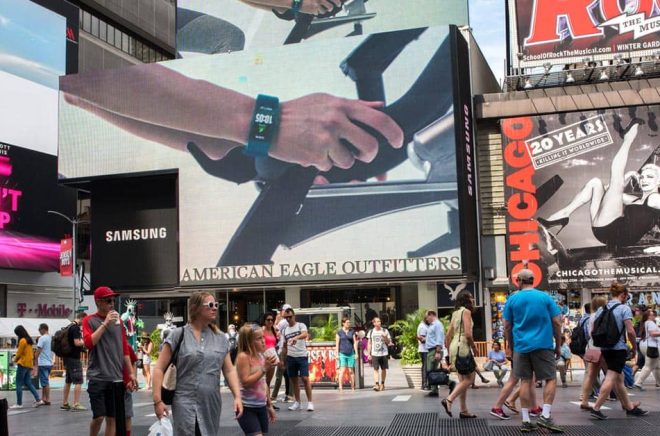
[309,314,339,342]
[390,309,426,388]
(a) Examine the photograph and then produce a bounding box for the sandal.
[503,401,519,414]
[459,411,477,419]
[441,398,453,417]
[579,404,591,411]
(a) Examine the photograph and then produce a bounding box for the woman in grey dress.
[152,292,243,435]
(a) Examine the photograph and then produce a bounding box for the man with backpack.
[589,282,648,420]
[60,312,87,411]
[367,317,392,391]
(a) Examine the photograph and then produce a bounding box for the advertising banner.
[60,237,73,276]
[176,0,468,56]
[90,175,178,290]
[509,0,660,68]
[60,26,476,286]
[502,105,660,289]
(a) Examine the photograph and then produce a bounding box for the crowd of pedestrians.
[7,278,660,435]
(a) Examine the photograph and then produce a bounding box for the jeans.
[420,351,428,389]
[15,365,40,405]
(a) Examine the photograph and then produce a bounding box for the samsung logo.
[105,227,167,242]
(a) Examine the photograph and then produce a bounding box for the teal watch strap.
[244,94,280,158]
[291,0,303,16]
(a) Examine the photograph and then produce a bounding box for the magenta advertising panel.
[509,0,660,68]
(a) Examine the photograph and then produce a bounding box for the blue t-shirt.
[37,334,53,366]
[593,300,632,351]
[488,349,506,363]
[503,288,561,353]
[425,319,445,351]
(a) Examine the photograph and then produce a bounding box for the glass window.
[107,25,114,46]
[91,15,98,37]
[82,10,91,32]
[135,41,143,62]
[149,47,156,63]
[114,29,122,49]
[122,32,129,53]
[99,20,107,42]
[128,36,135,56]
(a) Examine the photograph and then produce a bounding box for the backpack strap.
[168,327,185,367]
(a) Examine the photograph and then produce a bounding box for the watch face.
[251,107,275,141]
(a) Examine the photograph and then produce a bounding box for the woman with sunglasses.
[261,312,279,407]
[153,292,243,436]
[633,309,660,390]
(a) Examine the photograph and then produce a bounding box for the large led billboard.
[176,0,469,56]
[508,0,660,69]
[59,25,478,287]
[502,106,660,289]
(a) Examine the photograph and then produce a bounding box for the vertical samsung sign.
[451,26,479,277]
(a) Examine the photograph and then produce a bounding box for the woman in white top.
[633,309,660,389]
[578,296,607,410]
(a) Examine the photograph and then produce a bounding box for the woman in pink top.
[262,313,278,391]
[236,324,278,436]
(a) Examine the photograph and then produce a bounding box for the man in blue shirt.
[503,269,562,433]
[589,282,648,420]
[424,310,445,396]
[34,323,53,406]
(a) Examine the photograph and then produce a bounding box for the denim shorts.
[286,356,309,378]
[38,366,52,387]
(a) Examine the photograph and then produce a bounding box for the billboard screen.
[502,106,660,289]
[59,25,478,286]
[509,0,660,68]
[176,0,468,56]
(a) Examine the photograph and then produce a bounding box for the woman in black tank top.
[539,120,660,249]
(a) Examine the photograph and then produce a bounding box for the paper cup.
[264,348,279,365]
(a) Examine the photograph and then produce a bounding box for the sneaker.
[537,415,564,433]
[34,400,45,408]
[9,404,23,410]
[590,409,608,420]
[633,384,645,391]
[490,408,511,420]
[373,384,380,392]
[379,384,385,391]
[288,401,301,411]
[521,421,538,432]
[71,404,87,411]
[60,403,71,410]
[529,406,542,417]
[626,406,649,417]
[306,402,314,411]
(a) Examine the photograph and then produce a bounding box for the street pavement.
[4,364,660,435]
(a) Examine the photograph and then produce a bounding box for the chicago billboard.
[176,0,468,56]
[509,0,660,68]
[502,106,660,289]
[59,25,478,286]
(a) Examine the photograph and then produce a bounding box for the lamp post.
[48,210,88,317]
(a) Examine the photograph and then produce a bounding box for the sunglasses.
[265,318,274,322]
[203,302,220,309]
[100,298,115,304]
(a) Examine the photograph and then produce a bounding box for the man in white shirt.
[282,308,314,411]
[34,323,53,406]
[367,317,392,391]
[417,318,429,390]
[272,304,293,403]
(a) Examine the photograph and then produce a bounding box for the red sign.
[60,237,73,276]
[511,0,660,68]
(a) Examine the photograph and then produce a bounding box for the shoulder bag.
[161,327,185,405]
[454,309,476,375]
[646,322,659,358]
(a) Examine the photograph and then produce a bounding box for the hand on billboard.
[301,0,343,15]
[269,93,403,172]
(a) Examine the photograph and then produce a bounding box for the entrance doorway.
[220,289,285,330]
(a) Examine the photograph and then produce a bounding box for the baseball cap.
[516,269,534,282]
[94,286,120,300]
[282,304,292,311]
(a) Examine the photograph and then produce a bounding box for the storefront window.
[301,286,399,329]
[490,290,507,341]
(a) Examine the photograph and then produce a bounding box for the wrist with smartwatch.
[244,94,280,158]
[291,0,303,16]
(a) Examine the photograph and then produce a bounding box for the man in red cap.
[82,286,136,436]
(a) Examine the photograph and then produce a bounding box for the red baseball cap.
[94,286,119,300]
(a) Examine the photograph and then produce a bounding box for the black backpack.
[569,318,588,356]
[591,303,623,348]
[227,333,238,352]
[52,323,76,358]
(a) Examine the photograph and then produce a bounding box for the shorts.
[602,349,628,374]
[124,391,134,418]
[64,357,84,385]
[286,356,309,378]
[237,405,268,436]
[38,366,52,387]
[372,355,389,370]
[339,353,355,368]
[88,379,124,419]
[513,349,555,381]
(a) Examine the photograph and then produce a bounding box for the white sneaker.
[34,400,45,408]
[306,402,314,411]
[9,404,23,410]
[288,401,300,411]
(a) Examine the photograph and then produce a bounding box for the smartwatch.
[244,94,280,158]
[291,0,303,16]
